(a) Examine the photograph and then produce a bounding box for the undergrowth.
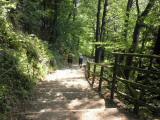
[0,1,55,119]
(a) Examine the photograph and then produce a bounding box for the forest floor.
[13,65,138,120]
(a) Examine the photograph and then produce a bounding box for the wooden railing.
[85,53,160,113]
[85,62,113,93]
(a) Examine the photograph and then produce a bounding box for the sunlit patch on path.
[14,65,137,120]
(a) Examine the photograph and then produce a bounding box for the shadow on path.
[14,65,138,120]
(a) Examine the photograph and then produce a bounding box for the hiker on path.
[79,54,83,68]
[68,53,73,67]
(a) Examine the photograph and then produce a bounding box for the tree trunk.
[40,0,46,40]
[125,0,156,79]
[140,30,148,54]
[73,0,77,21]
[129,0,156,53]
[153,26,160,55]
[95,0,108,63]
[123,0,133,41]
[95,0,102,63]
[124,1,156,111]
[100,0,108,42]
[95,0,102,42]
[153,26,160,64]
[135,0,140,15]
[52,0,59,43]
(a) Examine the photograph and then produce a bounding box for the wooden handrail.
[117,91,159,111]
[116,77,160,93]
[112,52,160,59]
[117,64,160,74]
[87,61,113,68]
[86,53,160,114]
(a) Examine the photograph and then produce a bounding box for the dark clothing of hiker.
[68,54,73,66]
[79,55,83,67]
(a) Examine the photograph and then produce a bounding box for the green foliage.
[0,0,159,119]
[0,1,54,118]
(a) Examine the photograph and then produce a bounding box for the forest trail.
[14,65,137,120]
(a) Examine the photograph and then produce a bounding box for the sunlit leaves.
[0,1,55,118]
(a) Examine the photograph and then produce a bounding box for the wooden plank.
[89,71,100,76]
[88,62,113,68]
[92,64,97,85]
[112,52,160,59]
[87,62,90,78]
[116,77,160,94]
[111,54,118,100]
[98,66,104,93]
[87,55,160,112]
[117,91,158,111]
[117,64,160,74]
[101,77,111,82]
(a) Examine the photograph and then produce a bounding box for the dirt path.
[14,65,137,120]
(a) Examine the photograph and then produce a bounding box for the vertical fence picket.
[87,62,90,79]
[85,53,160,115]
[111,54,118,100]
[92,64,96,86]
[98,66,104,94]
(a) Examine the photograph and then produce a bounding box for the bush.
[0,1,55,118]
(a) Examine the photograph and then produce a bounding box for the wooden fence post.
[111,54,118,100]
[149,57,153,69]
[98,66,104,94]
[92,64,96,86]
[87,62,90,78]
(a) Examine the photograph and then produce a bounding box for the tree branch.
[140,0,156,19]
[135,0,140,15]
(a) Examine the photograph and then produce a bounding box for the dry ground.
[13,65,137,120]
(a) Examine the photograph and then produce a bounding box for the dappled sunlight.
[43,67,90,90]
[67,98,105,110]
[19,66,137,120]
[31,108,130,120]
[39,108,52,113]
[60,78,91,89]
[45,68,84,81]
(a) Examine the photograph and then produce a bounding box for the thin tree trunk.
[52,0,59,43]
[95,0,102,42]
[123,0,133,41]
[140,30,148,54]
[153,26,160,64]
[135,0,140,15]
[100,0,108,42]
[94,0,108,63]
[73,0,77,21]
[153,26,160,55]
[40,0,46,40]
[95,0,102,63]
